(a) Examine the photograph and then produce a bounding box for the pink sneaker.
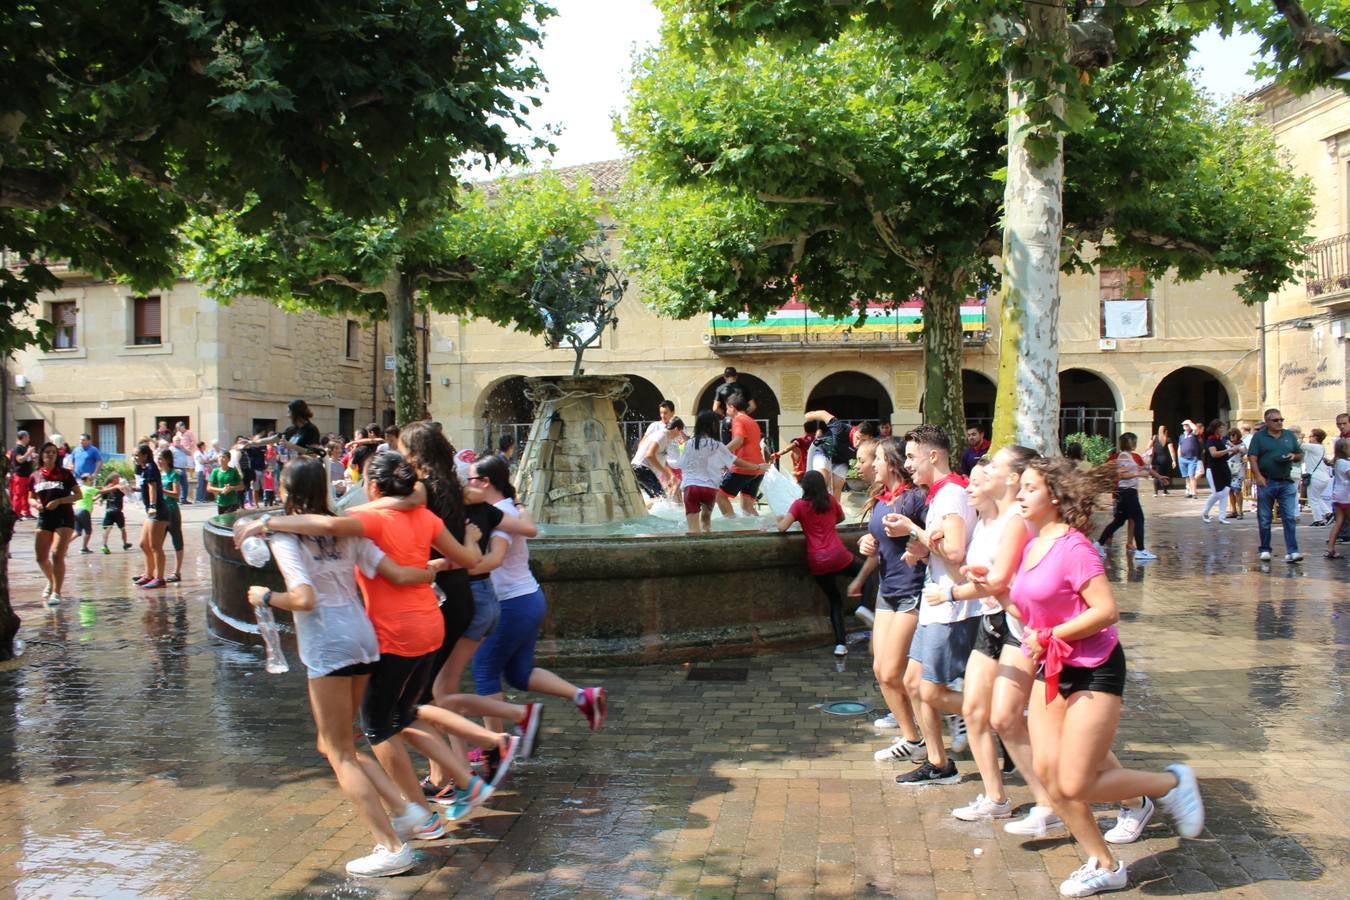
[577,687,607,732]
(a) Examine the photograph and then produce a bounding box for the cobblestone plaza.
[0,501,1346,898]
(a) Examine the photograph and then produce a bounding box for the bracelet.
[261,589,273,608]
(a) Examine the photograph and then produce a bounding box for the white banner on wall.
[1103,299,1149,338]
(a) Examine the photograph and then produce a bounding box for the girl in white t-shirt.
[678,410,766,533]
[1326,438,1350,559]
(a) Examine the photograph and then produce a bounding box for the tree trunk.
[0,453,19,661]
[921,283,967,446]
[991,2,1067,455]
[386,272,424,424]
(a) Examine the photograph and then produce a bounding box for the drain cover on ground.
[820,701,872,716]
[686,667,749,682]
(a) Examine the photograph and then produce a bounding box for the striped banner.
[710,298,986,336]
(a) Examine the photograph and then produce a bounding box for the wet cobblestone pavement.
[0,498,1347,898]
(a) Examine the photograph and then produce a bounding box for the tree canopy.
[1,0,554,351]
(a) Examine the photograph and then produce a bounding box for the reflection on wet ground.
[0,500,1347,897]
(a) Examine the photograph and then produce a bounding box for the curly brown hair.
[1026,456,1119,533]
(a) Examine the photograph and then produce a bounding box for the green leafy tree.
[0,0,555,658]
[620,22,1312,446]
[655,0,1343,451]
[530,230,628,376]
[189,174,607,420]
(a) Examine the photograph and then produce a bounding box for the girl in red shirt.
[778,470,862,656]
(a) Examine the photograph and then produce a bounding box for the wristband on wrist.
[261,589,273,608]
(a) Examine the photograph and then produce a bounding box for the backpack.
[236,447,254,478]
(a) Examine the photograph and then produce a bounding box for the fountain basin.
[203,513,871,665]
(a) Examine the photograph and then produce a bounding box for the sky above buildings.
[500,1,1266,172]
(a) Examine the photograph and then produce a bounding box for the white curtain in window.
[1103,299,1149,338]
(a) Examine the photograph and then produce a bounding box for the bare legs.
[35,529,74,594]
[871,609,921,743]
[962,648,1004,802]
[905,659,962,767]
[988,645,1054,809]
[308,676,403,849]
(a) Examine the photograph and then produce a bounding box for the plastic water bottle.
[253,603,290,674]
[240,535,271,568]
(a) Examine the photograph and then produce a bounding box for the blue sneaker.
[442,775,494,821]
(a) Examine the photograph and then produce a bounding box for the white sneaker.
[1158,763,1205,838]
[1285,552,1303,563]
[873,712,898,729]
[952,793,1012,821]
[1259,550,1272,561]
[1103,796,1154,844]
[391,805,446,841]
[1201,515,1212,523]
[345,842,415,877]
[873,737,926,762]
[1132,549,1157,561]
[833,643,848,657]
[45,592,62,608]
[41,585,51,599]
[946,714,968,754]
[1004,805,1065,837]
[1058,857,1128,897]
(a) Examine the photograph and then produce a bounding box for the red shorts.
[683,485,719,514]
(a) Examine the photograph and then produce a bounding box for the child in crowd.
[1326,437,1350,559]
[99,473,132,553]
[778,470,862,657]
[261,466,277,506]
[74,474,96,553]
[664,417,686,502]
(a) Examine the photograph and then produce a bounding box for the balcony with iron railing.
[1303,232,1350,307]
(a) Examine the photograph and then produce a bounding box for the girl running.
[246,457,454,877]
[852,437,929,763]
[235,451,519,829]
[132,443,168,589]
[468,454,607,734]
[679,410,765,534]
[1326,437,1350,559]
[29,442,81,607]
[1006,457,1203,897]
[1201,420,1234,524]
[778,470,862,656]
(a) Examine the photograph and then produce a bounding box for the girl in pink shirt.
[778,470,861,657]
[1001,457,1204,897]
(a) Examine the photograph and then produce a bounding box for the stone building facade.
[426,160,1261,456]
[1256,84,1350,430]
[5,267,396,453]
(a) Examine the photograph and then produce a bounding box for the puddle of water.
[16,827,200,896]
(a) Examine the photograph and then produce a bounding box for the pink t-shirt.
[789,497,854,575]
[1009,529,1118,667]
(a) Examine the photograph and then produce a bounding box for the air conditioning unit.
[701,334,713,344]
[1099,339,1117,351]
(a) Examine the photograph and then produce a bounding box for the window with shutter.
[134,296,162,345]
[51,301,77,349]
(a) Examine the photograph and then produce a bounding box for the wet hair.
[1064,442,1084,461]
[659,399,675,413]
[1026,457,1119,534]
[364,451,418,497]
[903,423,951,455]
[282,458,333,517]
[667,417,685,432]
[726,391,749,412]
[800,470,832,514]
[473,453,516,501]
[693,409,721,449]
[401,421,465,535]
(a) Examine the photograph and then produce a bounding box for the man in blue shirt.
[1247,408,1303,563]
[70,434,103,480]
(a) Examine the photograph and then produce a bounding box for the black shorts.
[74,509,93,536]
[419,578,474,706]
[361,652,436,745]
[973,611,1020,660]
[36,506,76,532]
[101,509,125,529]
[322,661,376,678]
[633,464,664,498]
[720,471,764,498]
[1047,643,1127,699]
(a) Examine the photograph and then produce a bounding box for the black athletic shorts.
[633,464,664,499]
[74,509,92,536]
[101,509,125,529]
[322,661,376,678]
[419,578,474,706]
[719,471,763,499]
[361,652,436,745]
[1047,642,1127,699]
[36,506,76,532]
[973,611,1021,660]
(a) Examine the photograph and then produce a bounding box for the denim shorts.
[909,617,980,686]
[464,577,501,641]
[1178,457,1199,478]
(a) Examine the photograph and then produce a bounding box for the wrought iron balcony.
[1304,233,1350,304]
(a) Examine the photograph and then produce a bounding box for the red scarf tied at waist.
[1037,628,1075,703]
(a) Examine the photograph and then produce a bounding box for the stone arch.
[806,370,894,423]
[475,375,534,454]
[1149,366,1236,436]
[1059,368,1121,442]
